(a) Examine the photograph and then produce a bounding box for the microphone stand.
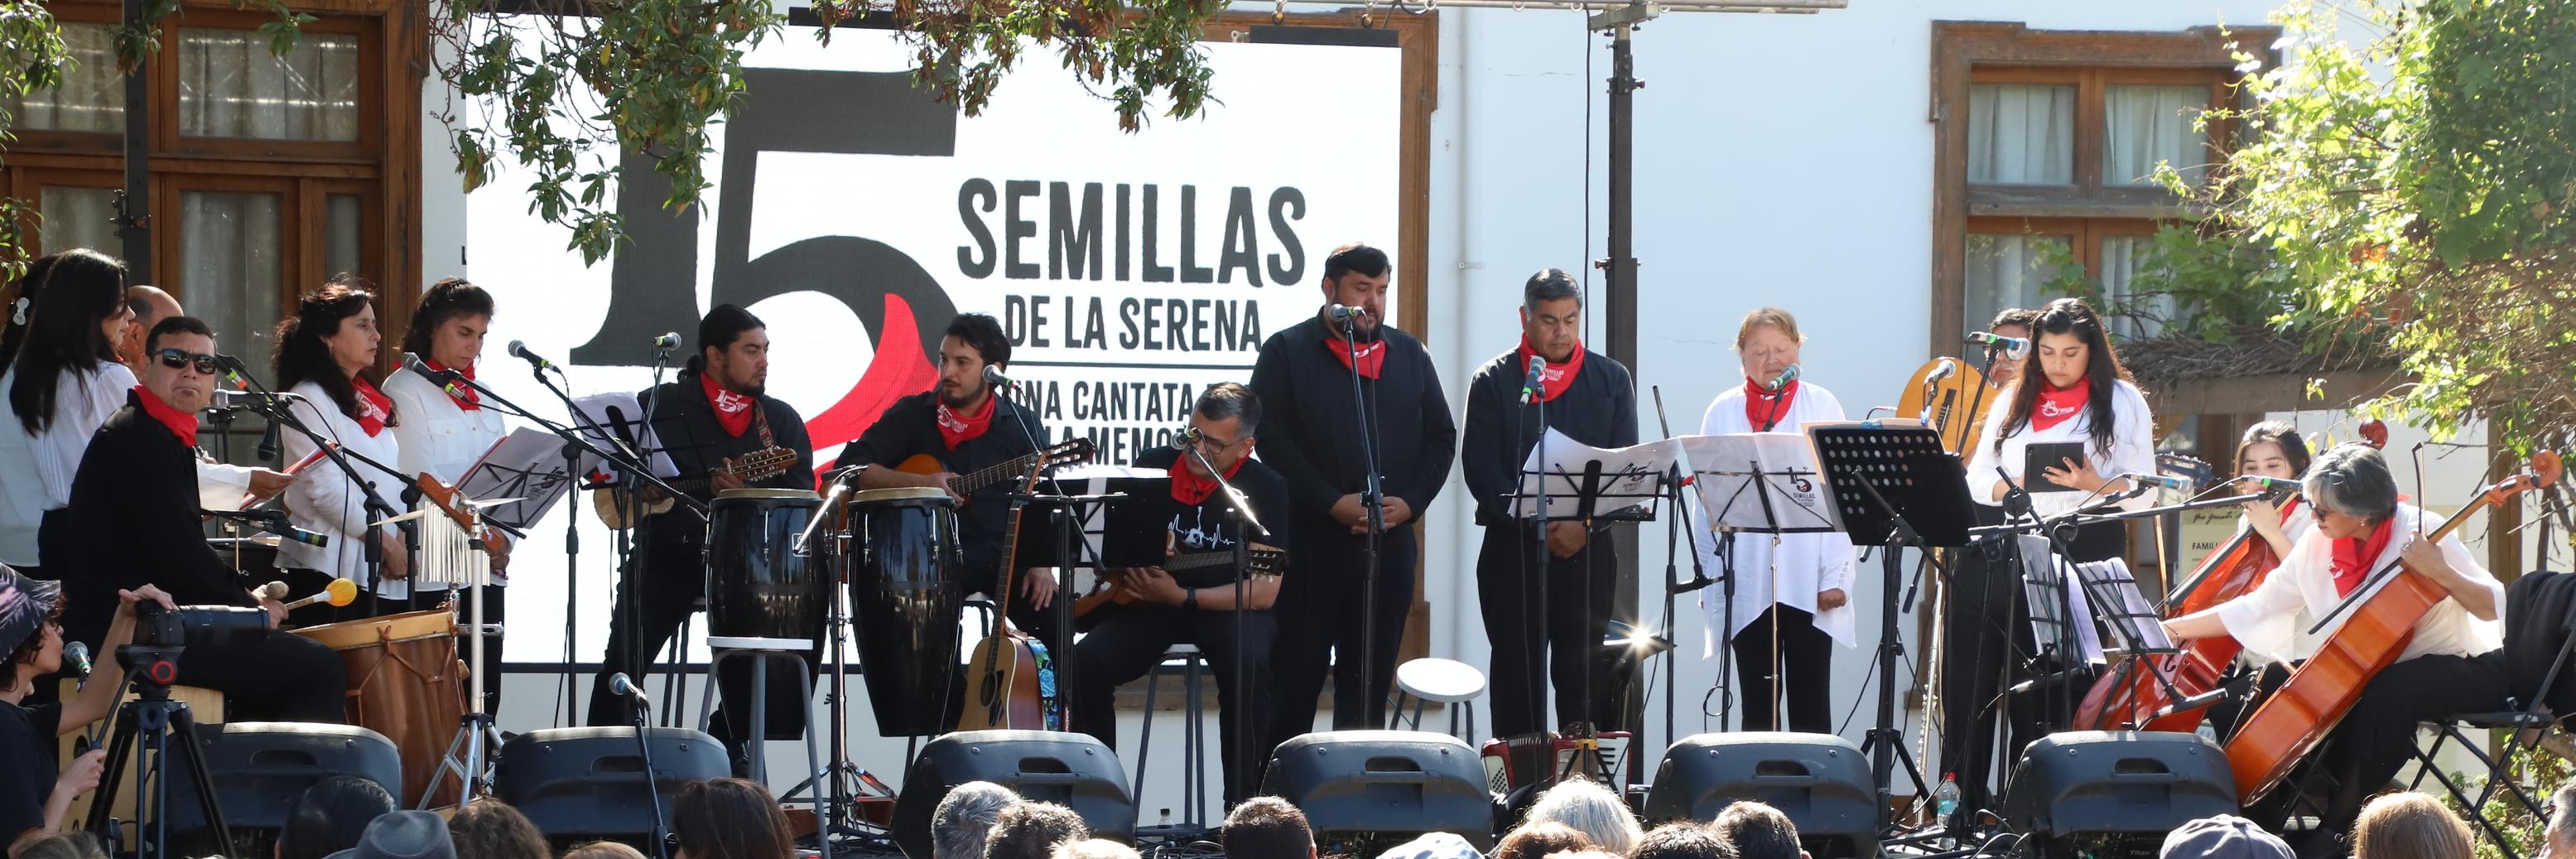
[1177,435,1271,806]
[224,358,413,619]
[1649,388,1717,748]
[1335,310,1389,725]
[618,681,672,859]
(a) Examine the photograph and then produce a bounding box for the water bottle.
[1933,772,1961,819]
[1158,808,1172,829]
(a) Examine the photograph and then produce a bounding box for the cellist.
[2194,422,2319,741]
[2162,444,2507,856]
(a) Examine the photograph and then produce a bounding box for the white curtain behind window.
[4,24,121,133]
[1966,233,2069,334]
[37,187,119,257]
[2099,235,2176,339]
[2106,84,2210,186]
[181,191,283,361]
[1968,84,2075,185]
[177,30,359,142]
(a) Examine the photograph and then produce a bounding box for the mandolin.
[590,446,801,529]
[897,438,1096,499]
[1071,544,1289,619]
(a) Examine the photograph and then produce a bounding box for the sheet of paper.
[1678,432,1838,533]
[1509,428,1674,520]
[571,391,677,479]
[460,427,601,533]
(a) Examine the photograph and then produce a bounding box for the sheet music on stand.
[2011,535,2103,664]
[571,391,677,479]
[459,427,599,535]
[1508,428,1669,522]
[1677,433,1838,534]
[2075,557,2178,657]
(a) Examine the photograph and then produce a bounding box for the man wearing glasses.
[51,316,345,723]
[1067,383,1288,805]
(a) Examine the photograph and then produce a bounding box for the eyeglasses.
[156,349,220,375]
[1191,432,1245,454]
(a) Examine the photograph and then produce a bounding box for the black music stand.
[1506,436,1665,787]
[1805,422,1970,833]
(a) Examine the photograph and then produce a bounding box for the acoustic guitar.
[590,446,801,528]
[955,459,1061,731]
[1071,543,1289,619]
[893,437,1097,497]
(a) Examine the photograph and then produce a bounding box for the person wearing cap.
[325,809,455,859]
[0,573,181,841]
[2162,815,2294,859]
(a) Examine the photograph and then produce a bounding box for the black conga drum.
[840,487,962,736]
[705,488,826,740]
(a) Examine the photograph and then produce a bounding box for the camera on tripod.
[118,602,269,686]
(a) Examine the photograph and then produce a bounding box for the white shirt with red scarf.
[2213,502,2502,666]
[278,379,409,596]
[1688,380,1857,654]
[1964,378,2158,520]
[385,364,512,586]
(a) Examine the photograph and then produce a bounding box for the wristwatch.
[1182,589,1199,610]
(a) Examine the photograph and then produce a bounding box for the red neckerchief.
[1169,454,1248,504]
[1742,376,1801,431]
[1324,335,1386,379]
[702,374,754,437]
[425,360,479,410]
[936,393,995,450]
[132,385,198,446]
[2330,515,2396,597]
[351,374,392,437]
[1514,338,1585,403]
[2032,376,2091,432]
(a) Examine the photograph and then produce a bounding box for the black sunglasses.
[155,349,220,375]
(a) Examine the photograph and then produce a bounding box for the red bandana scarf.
[425,360,479,410]
[1742,377,1801,431]
[2032,377,2092,432]
[1324,335,1386,379]
[2278,495,2304,525]
[132,385,198,445]
[2330,514,2396,597]
[1169,454,1248,504]
[936,394,996,450]
[1514,338,1585,403]
[351,374,392,437]
[702,374,754,437]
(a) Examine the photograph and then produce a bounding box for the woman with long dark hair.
[1964,296,2158,561]
[0,249,134,575]
[273,278,408,619]
[385,277,510,710]
[2234,421,2316,558]
[669,779,795,859]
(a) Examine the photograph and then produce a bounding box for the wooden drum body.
[294,608,465,808]
[839,487,963,736]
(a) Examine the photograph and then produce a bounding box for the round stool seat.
[1165,643,1201,655]
[708,635,814,652]
[1396,658,1486,703]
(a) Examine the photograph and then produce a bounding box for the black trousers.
[586,530,820,767]
[167,631,350,723]
[1269,524,1416,747]
[1068,605,1274,804]
[2242,651,2508,857]
[1476,525,1627,738]
[1936,521,2120,818]
[1731,605,1834,733]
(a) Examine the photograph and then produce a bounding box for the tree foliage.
[2196,0,2576,451]
[0,1,71,285]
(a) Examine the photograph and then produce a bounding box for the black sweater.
[1459,348,1639,528]
[57,392,257,649]
[843,390,1047,577]
[635,375,816,552]
[1134,448,1293,589]
[1247,316,1456,537]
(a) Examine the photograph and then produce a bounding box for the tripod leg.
[84,705,142,838]
[168,707,238,859]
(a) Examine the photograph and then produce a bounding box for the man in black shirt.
[1459,270,1638,739]
[1249,243,1456,748]
[588,305,816,768]
[1068,384,1288,804]
[845,313,1061,663]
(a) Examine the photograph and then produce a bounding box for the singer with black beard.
[844,312,1062,701]
[1249,243,1456,750]
[586,304,814,772]
[1460,270,1636,740]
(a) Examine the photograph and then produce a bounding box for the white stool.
[701,635,825,792]
[1133,644,1209,831]
[1388,658,1486,741]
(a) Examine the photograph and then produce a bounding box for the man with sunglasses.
[51,316,345,722]
[1066,383,1287,804]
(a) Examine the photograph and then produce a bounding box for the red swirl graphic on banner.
[807,293,941,485]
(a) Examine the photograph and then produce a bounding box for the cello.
[2224,451,2561,802]
[2074,422,2389,731]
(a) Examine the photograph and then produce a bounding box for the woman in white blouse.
[0,249,136,575]
[386,277,511,711]
[1692,306,1853,734]
[272,279,409,621]
[1963,297,2158,563]
[2196,420,2318,741]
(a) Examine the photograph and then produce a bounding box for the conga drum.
[839,487,961,736]
[705,489,827,739]
[293,609,466,808]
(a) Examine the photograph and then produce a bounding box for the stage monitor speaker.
[1262,731,1495,853]
[893,731,1135,859]
[1641,732,1877,859]
[159,721,405,857]
[495,726,731,845]
[2002,731,2237,847]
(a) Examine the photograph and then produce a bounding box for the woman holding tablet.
[1963,297,2158,562]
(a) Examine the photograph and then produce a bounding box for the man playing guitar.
[1067,384,1288,806]
[845,313,1063,678]
[588,304,815,773]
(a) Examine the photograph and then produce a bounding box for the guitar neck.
[952,452,1044,496]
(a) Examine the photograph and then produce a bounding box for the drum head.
[718,488,821,500]
[850,486,951,505]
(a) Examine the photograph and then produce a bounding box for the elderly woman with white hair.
[2162,443,2509,856]
[929,782,1023,859]
[1519,778,1641,857]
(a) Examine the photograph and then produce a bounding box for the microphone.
[608,672,651,709]
[1967,331,2032,360]
[208,389,302,411]
[402,352,458,384]
[1170,425,1204,452]
[1325,304,1370,323]
[261,524,331,548]
[1924,358,1957,384]
[218,354,286,460]
[1520,355,1548,405]
[279,578,359,611]
[506,340,557,374]
[1765,364,1800,393]
[982,364,1019,392]
[60,641,89,683]
[2126,472,2190,492]
[652,332,681,350]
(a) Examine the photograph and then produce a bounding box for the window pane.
[2100,234,2176,339]
[1968,84,2075,185]
[37,186,119,257]
[1965,232,2071,334]
[177,29,359,142]
[325,194,361,277]
[2106,84,2211,186]
[2,24,122,133]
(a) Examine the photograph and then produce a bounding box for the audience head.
[2351,793,2472,859]
[445,800,550,859]
[931,781,1023,859]
[562,844,648,859]
[1376,832,1485,859]
[1524,778,1642,857]
[1630,823,1736,859]
[2160,815,2293,859]
[1491,822,1592,859]
[332,809,457,859]
[1539,852,1618,859]
[10,831,107,859]
[1050,839,1139,859]
[2545,783,2576,859]
[277,776,399,859]
[0,569,64,696]
[1221,796,1316,859]
[671,778,795,859]
[1710,802,1804,859]
[985,801,1089,859]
